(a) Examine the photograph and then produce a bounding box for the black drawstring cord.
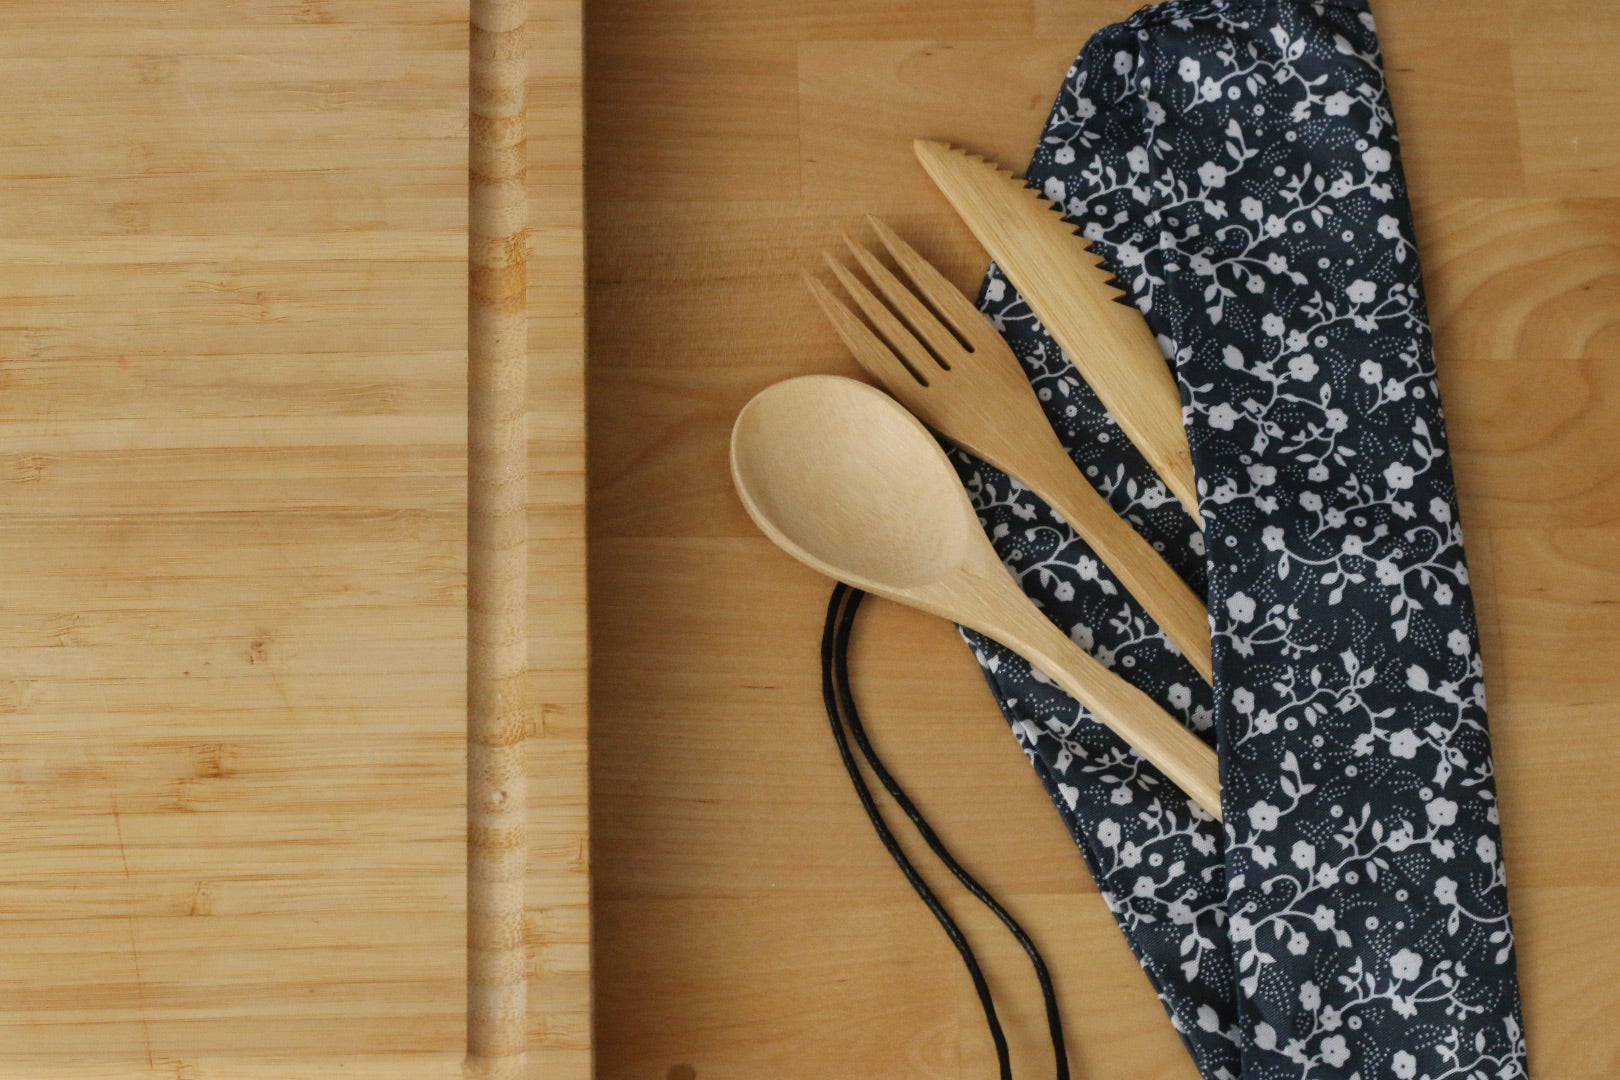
[819,583,1013,1079]
[822,583,1070,1079]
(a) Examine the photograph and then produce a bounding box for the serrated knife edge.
[913,138,1201,524]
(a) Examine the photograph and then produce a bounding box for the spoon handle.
[974,574,1223,820]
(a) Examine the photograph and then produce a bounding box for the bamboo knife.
[913,139,1201,525]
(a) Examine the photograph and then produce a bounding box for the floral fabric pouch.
[955,0,1528,1076]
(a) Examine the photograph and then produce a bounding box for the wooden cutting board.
[0,1,586,1076]
[588,0,1620,1077]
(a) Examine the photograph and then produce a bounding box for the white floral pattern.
[952,1,1528,1077]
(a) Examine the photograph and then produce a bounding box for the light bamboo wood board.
[0,1,586,1077]
[589,0,1620,1077]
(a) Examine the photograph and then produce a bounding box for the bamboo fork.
[805,217,1213,683]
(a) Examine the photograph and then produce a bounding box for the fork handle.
[973,572,1223,820]
[1012,435,1215,683]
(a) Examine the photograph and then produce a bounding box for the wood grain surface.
[469,1,534,1075]
[0,1,586,1077]
[588,1,1620,1078]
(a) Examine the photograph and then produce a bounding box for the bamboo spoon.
[731,375,1222,820]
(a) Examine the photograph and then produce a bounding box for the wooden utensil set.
[730,141,1224,819]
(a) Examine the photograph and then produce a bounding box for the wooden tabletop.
[589,1,1620,1077]
[3,0,1616,1076]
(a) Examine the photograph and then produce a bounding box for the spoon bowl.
[731,375,975,593]
[731,374,1222,819]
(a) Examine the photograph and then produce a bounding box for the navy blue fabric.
[954,2,1528,1076]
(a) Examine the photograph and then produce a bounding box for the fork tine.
[839,233,961,369]
[802,270,930,389]
[865,215,989,346]
[820,252,943,388]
